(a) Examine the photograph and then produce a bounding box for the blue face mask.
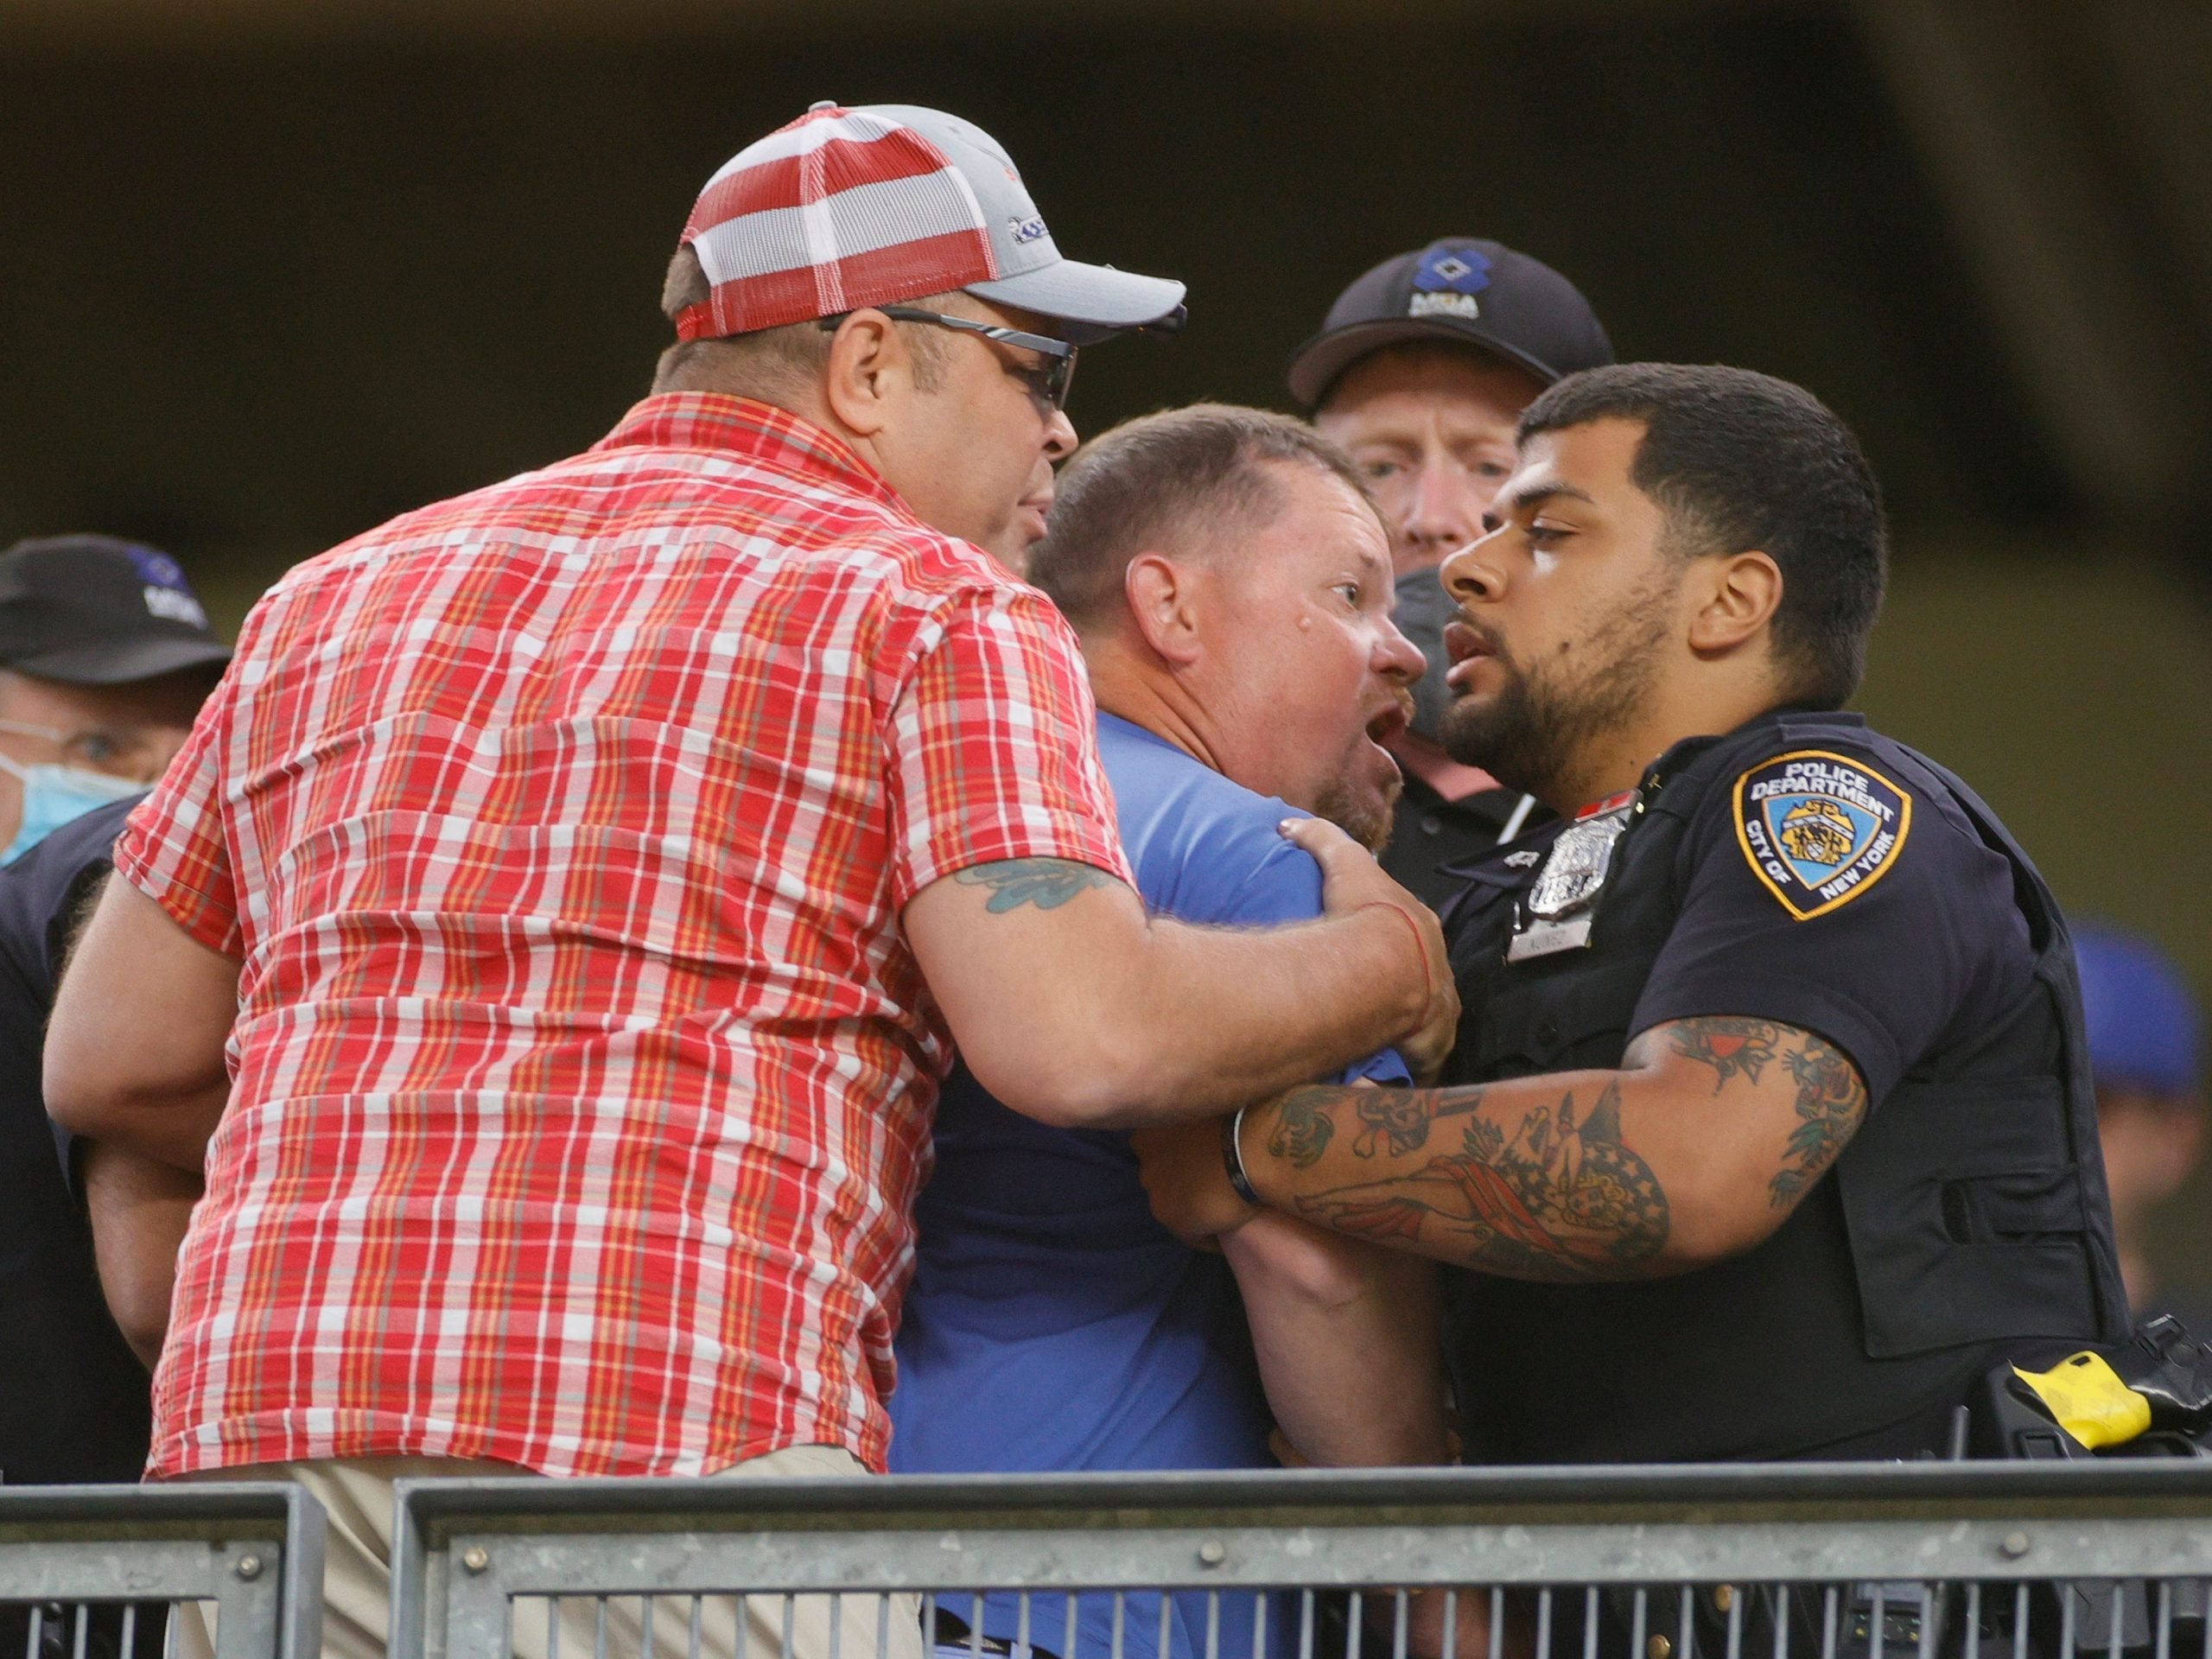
[0,751,147,863]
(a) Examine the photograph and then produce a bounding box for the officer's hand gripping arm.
[1213,1015,1870,1281]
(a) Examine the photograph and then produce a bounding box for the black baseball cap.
[1287,238,1615,408]
[0,535,232,685]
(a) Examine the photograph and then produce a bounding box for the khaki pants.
[181,1446,924,1659]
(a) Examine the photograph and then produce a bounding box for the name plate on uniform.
[1506,800,1632,962]
[1507,912,1597,960]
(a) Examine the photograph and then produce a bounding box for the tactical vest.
[1439,711,2127,1463]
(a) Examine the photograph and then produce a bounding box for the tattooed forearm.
[1267,1084,1492,1165]
[1668,1016,1784,1091]
[1241,1018,1862,1281]
[1267,1087,1339,1166]
[1769,1034,1867,1205]
[953,858,1117,913]
[1356,1088,1434,1158]
[1264,1081,1669,1282]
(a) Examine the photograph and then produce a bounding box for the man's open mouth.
[1365,696,1412,746]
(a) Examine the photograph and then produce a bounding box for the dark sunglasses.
[819,306,1077,411]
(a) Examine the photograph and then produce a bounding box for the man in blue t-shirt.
[891,407,1448,1659]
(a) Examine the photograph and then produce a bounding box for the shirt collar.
[591,392,902,509]
[1643,705,1869,792]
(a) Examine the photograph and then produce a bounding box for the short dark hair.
[1029,404,1376,627]
[1518,363,1888,708]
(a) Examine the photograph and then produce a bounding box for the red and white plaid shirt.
[118,393,1131,1479]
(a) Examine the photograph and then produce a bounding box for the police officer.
[1138,363,2126,1464]
[1290,239,1616,909]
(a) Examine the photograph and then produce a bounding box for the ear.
[821,309,920,439]
[1686,550,1783,656]
[1122,553,1205,668]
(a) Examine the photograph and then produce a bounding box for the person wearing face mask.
[0,534,226,1503]
[46,104,1453,1659]
[1141,365,2124,1476]
[0,537,227,865]
[1294,239,1616,909]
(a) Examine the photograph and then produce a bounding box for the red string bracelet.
[1357,899,1434,1012]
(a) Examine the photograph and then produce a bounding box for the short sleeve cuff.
[884,586,1136,909]
[114,818,244,958]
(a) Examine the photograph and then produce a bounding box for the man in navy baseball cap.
[2075,925,2204,1314]
[1288,238,1614,410]
[0,534,227,864]
[1290,239,1613,907]
[0,532,226,1556]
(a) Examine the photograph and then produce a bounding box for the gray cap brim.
[1287,318,1563,408]
[10,636,232,686]
[968,260,1187,346]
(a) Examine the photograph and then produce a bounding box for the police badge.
[1507,794,1635,962]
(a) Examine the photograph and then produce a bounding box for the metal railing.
[0,1483,324,1659]
[389,1462,2212,1659]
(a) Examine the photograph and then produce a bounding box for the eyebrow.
[1497,480,1597,515]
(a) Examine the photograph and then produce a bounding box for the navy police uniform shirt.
[1441,709,2120,1462]
[1379,778,1541,913]
[1627,722,2033,1109]
[0,794,150,1485]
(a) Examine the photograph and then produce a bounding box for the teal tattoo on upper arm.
[954,858,1116,913]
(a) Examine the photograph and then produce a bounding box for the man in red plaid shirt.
[48,104,1454,1659]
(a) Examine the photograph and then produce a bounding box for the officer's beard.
[1439,591,1673,809]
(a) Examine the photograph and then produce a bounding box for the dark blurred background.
[3,0,2208,1290]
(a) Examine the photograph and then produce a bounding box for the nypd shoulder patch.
[1732,748,1912,920]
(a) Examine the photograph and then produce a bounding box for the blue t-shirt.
[890,714,1407,1659]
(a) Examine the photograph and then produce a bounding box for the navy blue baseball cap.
[1287,237,1615,409]
[2075,925,2203,1097]
[0,535,231,684]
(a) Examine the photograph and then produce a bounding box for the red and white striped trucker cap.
[677,102,1186,344]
